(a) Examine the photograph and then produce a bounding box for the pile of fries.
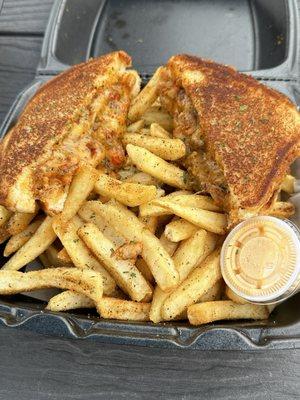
[0,70,285,326]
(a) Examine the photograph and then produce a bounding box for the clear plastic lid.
[221,216,300,303]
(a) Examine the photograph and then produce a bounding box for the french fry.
[39,253,51,268]
[98,297,150,321]
[139,190,191,217]
[137,230,177,285]
[47,290,94,311]
[142,106,173,131]
[150,252,221,323]
[188,301,269,325]
[78,223,153,302]
[136,258,155,284]
[127,144,189,189]
[123,134,186,161]
[149,286,171,323]
[166,194,221,211]
[269,201,295,218]
[225,286,248,304]
[173,230,218,282]
[164,219,198,242]
[45,245,73,268]
[162,250,222,320]
[85,200,179,291]
[281,174,295,194]
[150,123,170,138]
[152,198,227,235]
[0,227,10,245]
[4,218,43,257]
[7,210,38,236]
[57,248,72,263]
[199,280,223,302]
[0,205,12,228]
[141,229,179,290]
[159,232,178,256]
[0,268,103,311]
[140,128,151,135]
[139,216,158,234]
[128,67,164,122]
[78,202,125,247]
[52,217,116,295]
[94,173,157,207]
[61,165,98,220]
[127,119,145,132]
[2,216,56,271]
[124,172,159,186]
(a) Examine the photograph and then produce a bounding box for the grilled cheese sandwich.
[0,51,139,215]
[160,54,300,225]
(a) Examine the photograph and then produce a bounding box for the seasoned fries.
[136,258,154,283]
[98,297,150,321]
[159,232,178,256]
[152,198,227,235]
[164,219,198,242]
[123,134,186,160]
[53,217,116,295]
[149,286,171,323]
[127,144,189,189]
[124,171,159,186]
[94,173,157,207]
[166,194,221,211]
[4,218,43,257]
[45,245,73,268]
[225,286,248,304]
[85,200,179,290]
[61,165,98,220]
[57,248,72,263]
[200,280,223,302]
[78,223,152,302]
[138,215,158,234]
[162,250,222,320]
[7,210,38,236]
[150,123,170,138]
[0,205,12,228]
[78,202,125,247]
[2,216,56,271]
[127,119,145,132]
[281,174,295,194]
[142,106,173,131]
[188,301,269,325]
[139,190,191,217]
[128,67,163,122]
[0,268,103,311]
[47,290,94,311]
[173,230,217,282]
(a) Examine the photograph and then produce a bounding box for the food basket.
[0,0,299,350]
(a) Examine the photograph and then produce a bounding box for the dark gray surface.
[0,327,299,400]
[0,1,299,399]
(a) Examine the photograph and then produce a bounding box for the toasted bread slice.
[163,55,300,224]
[0,51,138,214]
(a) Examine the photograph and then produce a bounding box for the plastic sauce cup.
[221,216,300,304]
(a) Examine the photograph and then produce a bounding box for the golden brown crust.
[167,54,300,212]
[0,51,131,209]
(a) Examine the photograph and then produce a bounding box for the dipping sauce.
[221,216,300,304]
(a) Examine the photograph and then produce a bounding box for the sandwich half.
[0,51,140,214]
[159,54,300,225]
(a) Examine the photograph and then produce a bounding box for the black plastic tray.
[0,0,300,350]
[38,0,300,79]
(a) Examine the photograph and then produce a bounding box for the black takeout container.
[0,0,299,350]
